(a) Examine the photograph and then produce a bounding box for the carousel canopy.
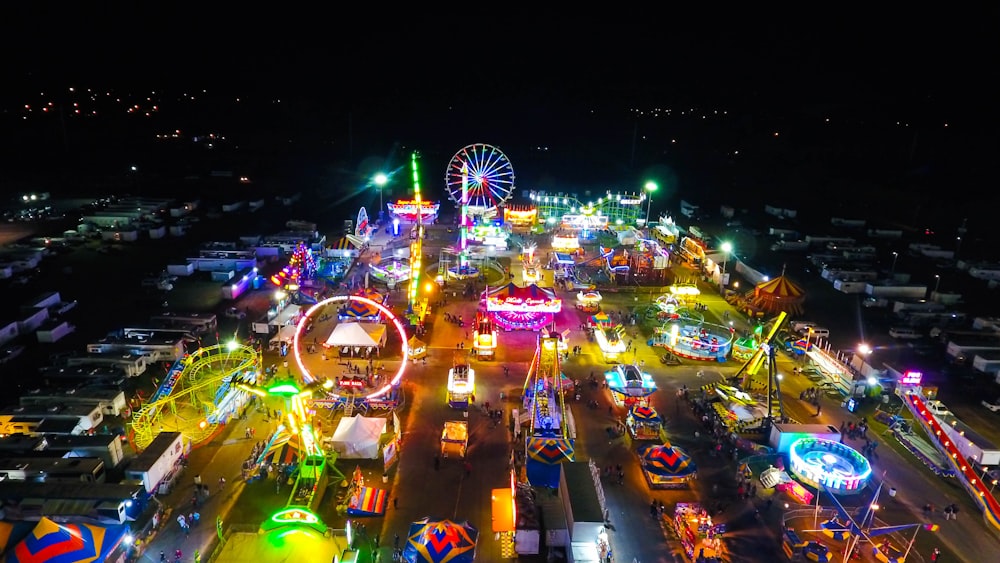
[751,274,805,315]
[638,443,697,478]
[629,405,661,423]
[4,517,128,563]
[402,518,478,563]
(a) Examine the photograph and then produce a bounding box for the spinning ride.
[294,294,409,411]
[130,342,262,451]
[655,319,735,362]
[445,143,516,216]
[788,438,872,494]
[594,323,627,362]
[522,333,575,488]
[575,290,602,313]
[604,363,657,407]
[484,283,561,331]
[369,258,411,286]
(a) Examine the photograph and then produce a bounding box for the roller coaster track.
[130,343,261,452]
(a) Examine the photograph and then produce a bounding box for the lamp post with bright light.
[890,251,899,277]
[721,241,733,276]
[934,274,941,294]
[644,181,658,226]
[373,172,388,215]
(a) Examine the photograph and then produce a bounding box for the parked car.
[982,399,1000,413]
[225,307,247,319]
[925,400,953,417]
[0,345,25,364]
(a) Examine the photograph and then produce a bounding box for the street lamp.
[373,172,389,214]
[890,251,899,277]
[643,181,658,226]
[720,241,733,278]
[934,274,941,295]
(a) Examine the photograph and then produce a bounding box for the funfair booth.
[484,283,562,331]
[387,199,440,223]
[626,405,664,441]
[447,357,476,409]
[472,313,497,359]
[594,323,628,362]
[604,364,657,407]
[575,290,602,313]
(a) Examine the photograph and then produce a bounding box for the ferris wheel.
[445,143,516,214]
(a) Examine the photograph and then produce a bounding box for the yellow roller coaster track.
[130,343,261,452]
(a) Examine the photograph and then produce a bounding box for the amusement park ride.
[447,354,476,409]
[522,332,575,488]
[130,341,262,451]
[528,190,647,230]
[731,311,789,425]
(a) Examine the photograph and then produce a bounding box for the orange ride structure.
[130,342,262,451]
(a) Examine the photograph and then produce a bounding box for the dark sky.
[5,6,996,109]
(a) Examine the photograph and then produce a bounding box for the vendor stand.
[672,503,726,562]
[626,405,664,441]
[441,420,469,458]
[575,290,602,313]
[408,335,428,361]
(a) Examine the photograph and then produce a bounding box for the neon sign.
[271,508,320,525]
[339,379,365,388]
[488,296,562,313]
[901,370,923,385]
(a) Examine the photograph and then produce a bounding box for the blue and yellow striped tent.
[5,517,129,563]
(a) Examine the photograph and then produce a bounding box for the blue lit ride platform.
[604,363,657,407]
[447,265,480,280]
[788,438,871,495]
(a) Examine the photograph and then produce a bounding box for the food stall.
[407,335,427,361]
[472,313,497,359]
[441,421,469,459]
[575,290,602,313]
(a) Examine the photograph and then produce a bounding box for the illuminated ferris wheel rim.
[292,295,409,399]
[444,143,516,212]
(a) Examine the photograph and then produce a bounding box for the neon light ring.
[788,437,872,495]
[292,295,409,399]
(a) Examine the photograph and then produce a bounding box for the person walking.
[931,547,941,561]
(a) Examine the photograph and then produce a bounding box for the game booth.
[671,503,726,562]
[402,518,478,563]
[575,290,602,313]
[345,464,389,517]
[638,442,697,488]
[626,405,664,441]
[604,364,657,407]
[593,323,628,362]
[447,358,476,409]
[408,335,428,361]
[387,199,441,223]
[441,420,469,458]
[472,313,498,359]
[483,283,562,331]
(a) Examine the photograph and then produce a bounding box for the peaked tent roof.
[325,322,386,348]
[754,275,804,298]
[485,283,556,300]
[5,517,129,563]
[329,415,387,459]
[750,275,805,315]
[332,236,359,250]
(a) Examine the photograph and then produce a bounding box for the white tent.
[269,324,298,350]
[328,415,386,459]
[325,322,386,349]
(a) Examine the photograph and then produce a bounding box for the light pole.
[890,251,899,277]
[934,274,941,294]
[644,181,658,226]
[373,172,388,216]
[719,241,733,285]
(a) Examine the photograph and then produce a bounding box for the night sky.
[2,7,998,235]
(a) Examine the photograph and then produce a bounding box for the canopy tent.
[638,442,697,488]
[325,322,387,349]
[589,312,611,326]
[331,236,361,257]
[402,518,478,563]
[4,517,128,563]
[408,335,428,359]
[269,324,298,350]
[328,415,387,459]
[627,405,663,441]
[749,274,805,316]
[347,486,389,516]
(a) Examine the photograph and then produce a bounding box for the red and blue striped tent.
[5,517,129,563]
[402,518,478,563]
[526,437,574,464]
[638,442,697,479]
[347,486,388,516]
[629,405,661,424]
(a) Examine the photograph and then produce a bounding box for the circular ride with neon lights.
[445,143,516,215]
[292,295,409,405]
[653,318,735,362]
[788,437,872,495]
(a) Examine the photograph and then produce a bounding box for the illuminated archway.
[292,295,409,399]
